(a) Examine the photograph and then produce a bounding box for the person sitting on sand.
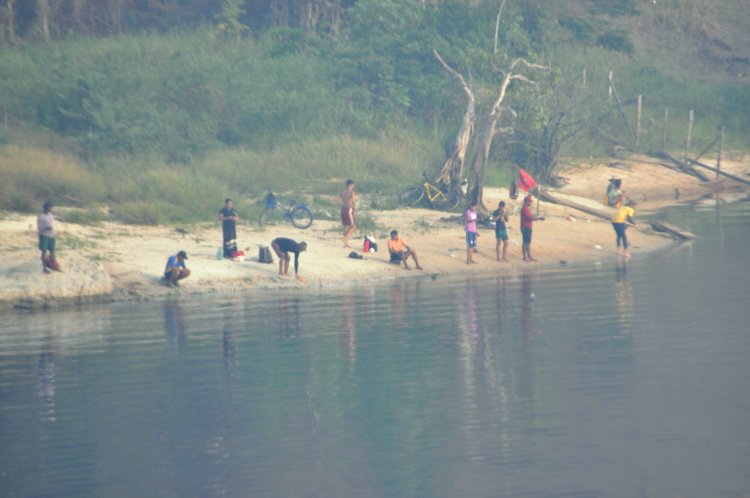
[465,202,479,264]
[490,200,510,262]
[612,200,637,258]
[521,195,545,262]
[271,237,307,278]
[387,230,423,270]
[164,250,190,287]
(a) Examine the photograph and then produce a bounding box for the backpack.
[258,246,273,264]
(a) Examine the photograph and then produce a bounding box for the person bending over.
[271,237,307,278]
[164,250,190,287]
[387,230,423,270]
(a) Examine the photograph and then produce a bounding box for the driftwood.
[650,221,696,240]
[685,158,750,186]
[650,150,711,181]
[538,188,612,220]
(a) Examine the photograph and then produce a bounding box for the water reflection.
[341,293,357,364]
[164,301,187,349]
[615,261,634,322]
[519,273,535,341]
[36,344,56,423]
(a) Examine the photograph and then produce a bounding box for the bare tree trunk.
[7,0,16,43]
[37,0,50,42]
[493,0,507,53]
[466,58,546,209]
[433,50,476,196]
[71,0,86,35]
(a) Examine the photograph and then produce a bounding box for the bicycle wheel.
[290,206,313,229]
[258,207,275,225]
[445,191,461,210]
[399,187,424,206]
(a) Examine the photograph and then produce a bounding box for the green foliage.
[216,0,248,42]
[596,30,635,55]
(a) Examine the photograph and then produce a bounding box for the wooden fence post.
[662,108,669,150]
[685,109,694,160]
[582,68,587,88]
[635,95,642,147]
[608,70,613,103]
[717,125,724,181]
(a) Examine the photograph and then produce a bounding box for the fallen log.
[685,158,750,186]
[649,150,712,181]
[538,188,612,220]
[650,220,696,240]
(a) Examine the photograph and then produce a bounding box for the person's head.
[613,179,622,189]
[225,198,232,207]
[524,195,533,205]
[345,179,355,190]
[177,250,188,261]
[498,201,506,209]
[297,242,308,252]
[390,229,399,239]
[43,201,53,212]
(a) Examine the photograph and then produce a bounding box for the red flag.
[518,169,536,192]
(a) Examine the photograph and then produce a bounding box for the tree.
[217,0,248,42]
[434,49,546,210]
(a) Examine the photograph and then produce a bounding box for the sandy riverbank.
[1,153,747,310]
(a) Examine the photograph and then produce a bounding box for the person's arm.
[294,250,300,275]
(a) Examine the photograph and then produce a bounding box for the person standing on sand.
[521,195,545,262]
[612,200,637,258]
[218,198,239,258]
[271,237,307,279]
[387,230,423,270]
[465,202,479,264]
[338,179,357,247]
[164,250,190,287]
[490,200,509,262]
[37,201,60,273]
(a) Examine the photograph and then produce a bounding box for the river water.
[1,199,749,498]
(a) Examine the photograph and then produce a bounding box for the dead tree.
[466,58,546,209]
[433,49,475,196]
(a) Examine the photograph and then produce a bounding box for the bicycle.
[258,189,314,229]
[399,174,461,210]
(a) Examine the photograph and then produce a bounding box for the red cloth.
[518,169,536,192]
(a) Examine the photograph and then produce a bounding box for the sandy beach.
[1,153,747,310]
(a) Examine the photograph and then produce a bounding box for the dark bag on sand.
[348,251,364,260]
[258,246,273,264]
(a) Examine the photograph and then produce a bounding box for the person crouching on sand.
[612,200,637,258]
[164,250,190,287]
[271,237,307,279]
[387,230,423,270]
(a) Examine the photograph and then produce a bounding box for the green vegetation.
[0,0,747,223]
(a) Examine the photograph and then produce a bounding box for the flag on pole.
[518,169,536,192]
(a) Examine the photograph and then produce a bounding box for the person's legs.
[342,208,356,247]
[283,254,291,275]
[522,228,536,262]
[613,223,625,256]
[502,239,509,262]
[496,237,501,261]
[622,227,630,258]
[272,242,285,275]
[466,232,477,264]
[407,249,422,270]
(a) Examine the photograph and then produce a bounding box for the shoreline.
[1,153,747,311]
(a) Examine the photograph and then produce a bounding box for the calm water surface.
[1,199,749,498]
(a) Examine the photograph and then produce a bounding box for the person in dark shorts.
[271,237,308,278]
[490,200,509,262]
[520,195,545,262]
[164,250,190,287]
[337,179,357,247]
[37,201,60,273]
[218,198,239,258]
[464,202,479,264]
[387,230,423,270]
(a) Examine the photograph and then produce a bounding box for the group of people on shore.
[35,175,637,284]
